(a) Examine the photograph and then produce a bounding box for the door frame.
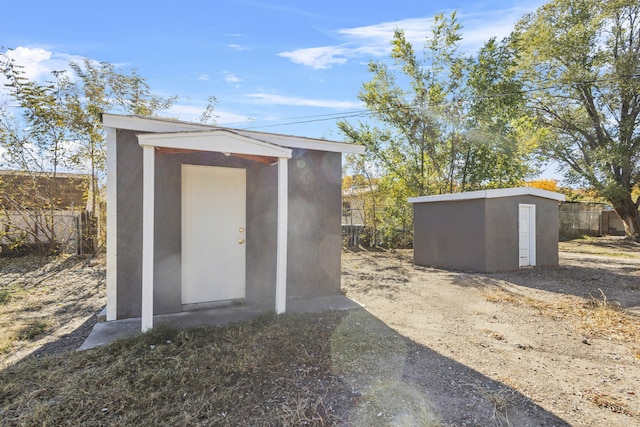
[181,164,246,309]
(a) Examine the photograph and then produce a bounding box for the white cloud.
[246,93,361,109]
[278,7,539,69]
[197,73,210,81]
[278,46,349,70]
[227,44,250,51]
[338,17,433,48]
[223,72,242,84]
[458,8,533,48]
[0,47,86,105]
[216,111,256,125]
[3,46,82,81]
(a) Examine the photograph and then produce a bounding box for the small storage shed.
[103,114,364,331]
[408,187,565,272]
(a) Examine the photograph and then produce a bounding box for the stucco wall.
[287,150,342,299]
[413,199,487,271]
[116,129,144,318]
[413,194,561,273]
[114,130,342,319]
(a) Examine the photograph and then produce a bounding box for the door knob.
[238,238,245,244]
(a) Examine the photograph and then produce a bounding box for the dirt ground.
[0,254,105,369]
[341,237,640,426]
[1,238,639,426]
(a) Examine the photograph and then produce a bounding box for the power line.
[238,112,368,130]
[224,74,640,130]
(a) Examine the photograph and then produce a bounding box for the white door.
[182,165,246,305]
[518,204,536,267]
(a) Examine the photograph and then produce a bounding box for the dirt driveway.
[341,237,640,426]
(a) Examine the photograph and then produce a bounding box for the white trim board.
[102,114,365,155]
[105,127,118,321]
[408,187,566,204]
[137,130,292,158]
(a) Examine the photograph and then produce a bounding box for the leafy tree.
[513,0,640,239]
[339,12,536,245]
[64,59,179,221]
[464,37,540,189]
[527,179,559,192]
[0,49,208,252]
[0,56,76,252]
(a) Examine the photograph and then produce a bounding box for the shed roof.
[102,114,365,155]
[408,187,566,204]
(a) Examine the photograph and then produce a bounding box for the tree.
[340,13,470,197]
[464,37,541,189]
[513,0,640,239]
[64,59,179,222]
[339,12,537,245]
[0,49,204,252]
[0,56,76,252]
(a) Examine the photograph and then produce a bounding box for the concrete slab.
[79,295,362,351]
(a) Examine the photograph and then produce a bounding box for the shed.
[103,114,364,331]
[408,187,566,272]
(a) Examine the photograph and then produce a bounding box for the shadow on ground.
[334,308,570,426]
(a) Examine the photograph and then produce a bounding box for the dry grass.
[483,288,640,356]
[0,254,105,365]
[0,308,449,426]
[0,312,361,426]
[583,388,639,417]
[467,379,517,427]
[559,237,640,258]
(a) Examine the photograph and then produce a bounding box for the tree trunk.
[612,196,640,241]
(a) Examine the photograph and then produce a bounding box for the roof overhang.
[102,113,365,155]
[408,187,566,204]
[137,130,293,159]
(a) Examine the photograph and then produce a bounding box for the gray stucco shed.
[103,114,364,331]
[409,188,565,273]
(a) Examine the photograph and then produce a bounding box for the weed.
[468,379,516,426]
[0,288,10,305]
[586,288,621,310]
[0,335,15,354]
[17,318,53,341]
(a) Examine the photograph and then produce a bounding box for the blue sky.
[1,0,549,141]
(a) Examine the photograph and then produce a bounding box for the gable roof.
[408,187,566,204]
[102,114,365,155]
